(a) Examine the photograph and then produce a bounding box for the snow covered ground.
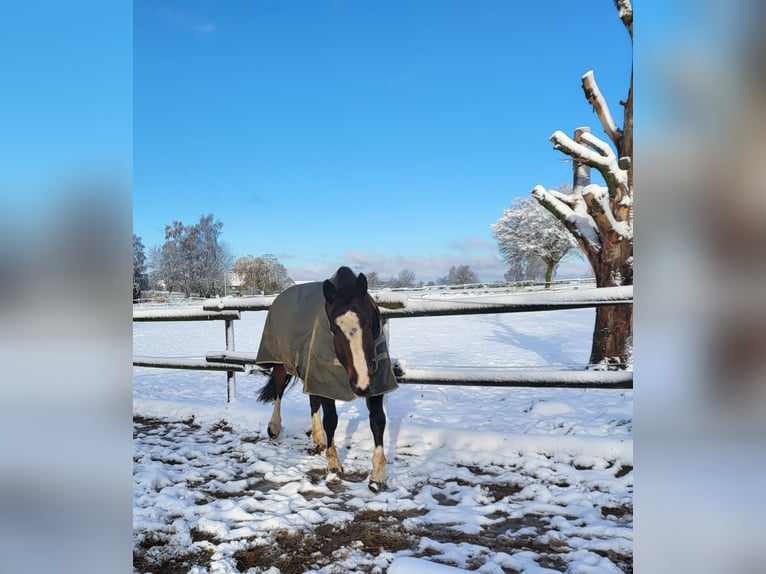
[133,292,632,573]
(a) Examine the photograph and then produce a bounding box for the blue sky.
[134,0,632,282]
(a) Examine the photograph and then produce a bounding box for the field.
[133,290,632,573]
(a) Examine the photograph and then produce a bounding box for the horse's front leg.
[310,395,342,474]
[366,394,387,492]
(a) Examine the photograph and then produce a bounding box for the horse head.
[323,266,381,397]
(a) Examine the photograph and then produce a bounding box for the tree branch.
[582,184,633,242]
[531,185,602,257]
[582,70,622,148]
[579,131,615,160]
[550,130,630,202]
[573,127,592,194]
[546,188,578,206]
[614,0,633,41]
[551,130,609,169]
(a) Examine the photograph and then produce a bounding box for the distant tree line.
[133,203,587,303]
[359,266,479,289]
[133,214,296,301]
[132,215,229,299]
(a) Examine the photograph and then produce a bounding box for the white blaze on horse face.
[334,310,370,391]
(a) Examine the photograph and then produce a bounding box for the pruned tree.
[491,196,581,289]
[232,254,291,294]
[531,0,633,367]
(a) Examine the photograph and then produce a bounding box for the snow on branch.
[546,188,578,206]
[579,131,615,160]
[550,130,629,201]
[531,185,601,252]
[582,70,622,147]
[614,0,633,40]
[582,184,633,242]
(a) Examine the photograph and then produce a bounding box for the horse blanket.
[255,281,399,402]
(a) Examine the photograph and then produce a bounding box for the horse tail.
[256,364,295,403]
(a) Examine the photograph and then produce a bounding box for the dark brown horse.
[255,266,398,492]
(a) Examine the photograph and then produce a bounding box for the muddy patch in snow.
[133,416,632,573]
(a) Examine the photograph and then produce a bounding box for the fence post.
[225,319,236,402]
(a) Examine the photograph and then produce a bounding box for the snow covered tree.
[133,234,148,301]
[152,214,233,297]
[531,0,633,367]
[231,254,291,294]
[364,271,381,289]
[491,197,580,289]
[502,253,547,284]
[390,269,416,288]
[440,265,479,285]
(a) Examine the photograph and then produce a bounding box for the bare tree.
[440,265,479,285]
[531,0,633,367]
[365,271,381,289]
[389,269,416,288]
[503,254,547,284]
[492,196,580,289]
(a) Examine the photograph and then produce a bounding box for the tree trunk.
[544,262,554,290]
[591,304,632,367]
[588,237,633,364]
[585,196,633,364]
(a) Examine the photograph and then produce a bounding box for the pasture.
[133,289,632,573]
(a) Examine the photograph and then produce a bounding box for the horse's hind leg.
[366,395,387,492]
[266,364,290,438]
[309,395,326,451]
[310,395,341,474]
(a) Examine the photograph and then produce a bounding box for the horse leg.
[366,395,387,492]
[266,364,289,439]
[309,395,326,451]
[321,396,342,474]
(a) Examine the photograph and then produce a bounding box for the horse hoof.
[267,425,280,439]
[368,480,387,493]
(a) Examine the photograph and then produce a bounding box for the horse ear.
[355,273,368,297]
[323,279,336,303]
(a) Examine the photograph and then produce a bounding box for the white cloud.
[283,237,592,284]
[284,237,509,284]
[140,6,216,35]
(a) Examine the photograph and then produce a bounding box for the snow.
[388,556,470,573]
[133,291,632,573]
[133,308,241,321]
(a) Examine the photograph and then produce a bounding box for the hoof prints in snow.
[134,416,633,573]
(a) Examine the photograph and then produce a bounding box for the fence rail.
[201,285,632,316]
[133,307,240,401]
[134,285,633,402]
[395,367,632,389]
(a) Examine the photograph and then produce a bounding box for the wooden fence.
[133,285,633,402]
[132,308,241,402]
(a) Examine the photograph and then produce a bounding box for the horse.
[254,266,398,492]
